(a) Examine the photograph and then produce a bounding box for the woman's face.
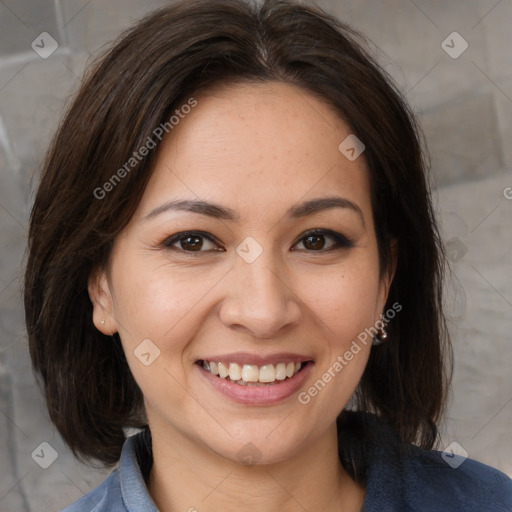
[90,81,394,464]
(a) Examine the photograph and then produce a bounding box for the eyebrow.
[143,196,365,227]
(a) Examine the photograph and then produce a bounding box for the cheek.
[295,263,377,420]
[110,257,222,344]
[108,257,232,401]
[294,256,382,341]
[291,253,380,410]
[108,261,213,412]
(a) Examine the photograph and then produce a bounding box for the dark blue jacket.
[62,413,512,511]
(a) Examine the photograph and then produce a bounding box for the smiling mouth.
[197,360,310,386]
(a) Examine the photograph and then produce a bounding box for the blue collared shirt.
[62,418,512,511]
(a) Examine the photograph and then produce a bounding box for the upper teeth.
[202,361,302,384]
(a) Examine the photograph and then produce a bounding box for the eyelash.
[160,229,355,254]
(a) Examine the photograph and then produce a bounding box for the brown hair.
[24,0,451,470]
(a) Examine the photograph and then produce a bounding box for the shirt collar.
[119,431,159,511]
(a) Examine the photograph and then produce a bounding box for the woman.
[24,0,512,510]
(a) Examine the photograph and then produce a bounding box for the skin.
[89,81,396,512]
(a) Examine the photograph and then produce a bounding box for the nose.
[218,250,302,339]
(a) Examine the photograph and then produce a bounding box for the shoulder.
[60,469,123,511]
[340,412,512,511]
[401,447,512,511]
[60,430,156,512]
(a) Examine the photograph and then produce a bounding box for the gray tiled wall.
[1,1,511,510]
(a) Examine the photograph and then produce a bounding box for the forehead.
[136,81,372,223]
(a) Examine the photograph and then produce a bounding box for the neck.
[147,421,365,512]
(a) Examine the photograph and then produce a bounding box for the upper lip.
[197,352,313,366]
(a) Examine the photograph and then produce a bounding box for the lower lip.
[197,362,314,406]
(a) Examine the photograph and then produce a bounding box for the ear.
[88,267,117,335]
[376,238,398,316]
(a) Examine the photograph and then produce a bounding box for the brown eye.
[162,231,221,253]
[293,229,354,252]
[180,235,204,251]
[303,234,326,250]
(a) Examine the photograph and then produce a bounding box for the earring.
[372,323,388,346]
[101,318,105,325]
